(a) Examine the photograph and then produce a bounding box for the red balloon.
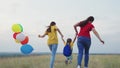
[21,36,29,45]
[13,32,20,39]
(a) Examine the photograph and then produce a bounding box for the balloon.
[13,32,20,39]
[20,44,33,54]
[12,24,23,33]
[16,33,26,42]
[19,24,23,32]
[14,39,20,43]
[21,36,29,45]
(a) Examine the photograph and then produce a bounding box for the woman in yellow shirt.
[38,21,63,68]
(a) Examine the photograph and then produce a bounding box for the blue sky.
[0,0,120,54]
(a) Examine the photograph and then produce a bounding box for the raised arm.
[73,34,77,43]
[92,28,104,44]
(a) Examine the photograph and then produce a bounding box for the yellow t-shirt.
[64,42,74,49]
[45,25,58,45]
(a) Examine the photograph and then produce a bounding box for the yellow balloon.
[12,24,23,33]
[15,39,20,43]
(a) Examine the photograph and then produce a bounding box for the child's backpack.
[63,44,72,57]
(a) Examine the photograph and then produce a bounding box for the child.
[62,34,77,65]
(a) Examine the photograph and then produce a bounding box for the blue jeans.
[49,44,58,68]
[77,36,91,67]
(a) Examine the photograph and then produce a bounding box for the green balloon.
[19,24,23,32]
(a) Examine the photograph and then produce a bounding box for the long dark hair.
[46,21,56,32]
[79,16,94,27]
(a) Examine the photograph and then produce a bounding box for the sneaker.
[65,60,68,65]
[77,65,81,68]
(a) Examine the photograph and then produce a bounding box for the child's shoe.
[65,60,68,65]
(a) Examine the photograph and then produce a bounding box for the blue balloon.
[20,44,33,54]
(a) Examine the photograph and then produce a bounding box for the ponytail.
[46,21,56,32]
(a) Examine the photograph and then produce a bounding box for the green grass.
[0,54,120,68]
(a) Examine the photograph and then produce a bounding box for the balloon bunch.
[12,24,33,54]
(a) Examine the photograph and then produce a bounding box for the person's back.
[46,25,58,45]
[38,21,64,68]
[63,43,72,57]
[78,22,94,38]
[74,16,104,68]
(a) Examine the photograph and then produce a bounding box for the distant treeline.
[0,52,119,57]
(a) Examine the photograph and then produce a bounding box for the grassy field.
[0,54,120,68]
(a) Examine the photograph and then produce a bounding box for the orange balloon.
[21,36,29,45]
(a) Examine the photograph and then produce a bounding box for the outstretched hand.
[100,40,104,44]
[38,35,41,38]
